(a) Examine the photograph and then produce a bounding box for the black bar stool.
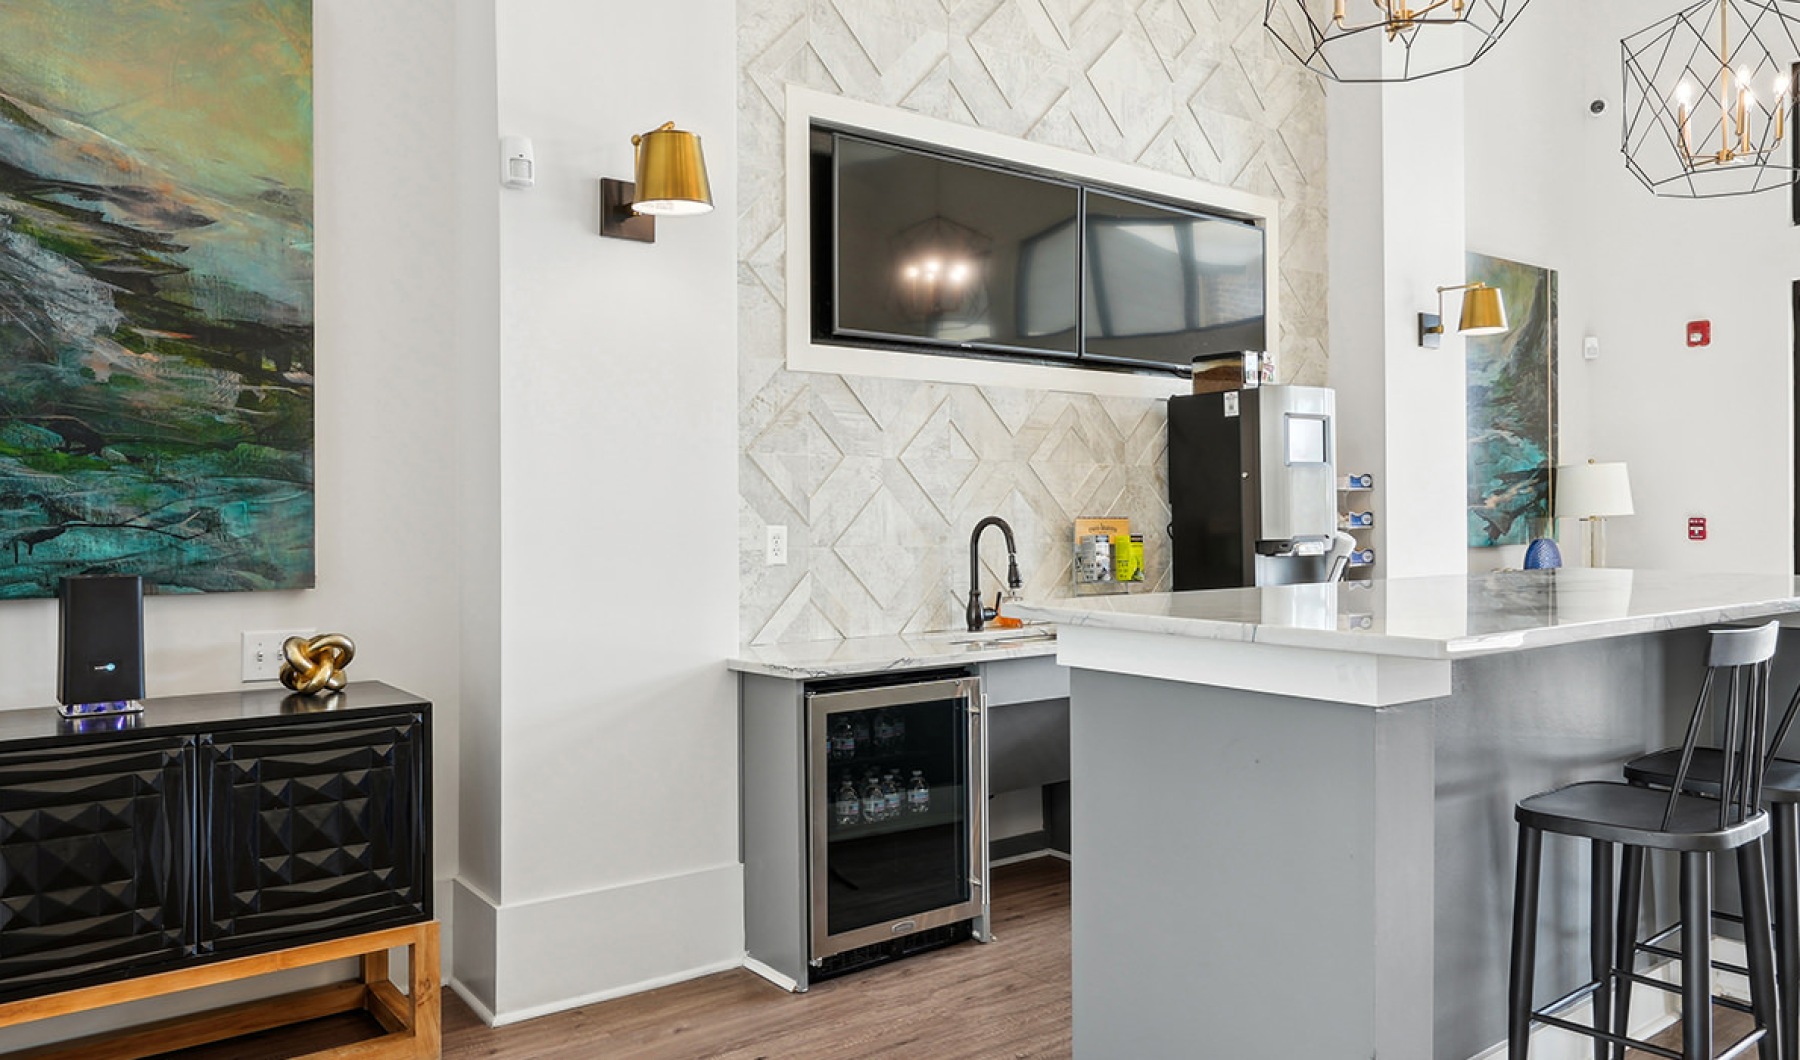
[1621,627,1800,1060]
[1509,621,1783,1060]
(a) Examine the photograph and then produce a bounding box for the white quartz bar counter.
[728,627,1057,679]
[1009,569,1800,661]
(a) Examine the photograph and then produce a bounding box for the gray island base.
[1013,569,1800,1060]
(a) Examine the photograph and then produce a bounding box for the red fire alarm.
[1687,320,1711,347]
[1689,517,1707,541]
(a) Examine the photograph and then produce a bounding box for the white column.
[453,0,744,1023]
[1329,69,1470,578]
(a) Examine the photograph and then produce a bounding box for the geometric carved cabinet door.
[0,737,191,1001]
[199,712,429,955]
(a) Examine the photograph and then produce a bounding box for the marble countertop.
[1008,569,1800,661]
[729,626,1058,679]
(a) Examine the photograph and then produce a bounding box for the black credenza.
[0,681,431,1003]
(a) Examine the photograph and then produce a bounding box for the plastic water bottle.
[873,710,897,751]
[881,772,903,818]
[862,774,886,822]
[829,716,855,760]
[908,770,930,814]
[834,778,860,826]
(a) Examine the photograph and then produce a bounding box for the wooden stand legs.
[0,921,441,1060]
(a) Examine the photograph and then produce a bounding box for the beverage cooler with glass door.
[740,666,989,991]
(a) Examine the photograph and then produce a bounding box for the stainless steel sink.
[941,627,1057,647]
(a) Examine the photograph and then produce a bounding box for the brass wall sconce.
[600,121,713,243]
[1418,282,1507,348]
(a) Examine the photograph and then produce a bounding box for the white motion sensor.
[500,135,534,189]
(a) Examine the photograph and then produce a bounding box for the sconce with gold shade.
[601,122,713,242]
[1418,282,1508,348]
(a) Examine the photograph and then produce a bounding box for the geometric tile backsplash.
[739,0,1328,644]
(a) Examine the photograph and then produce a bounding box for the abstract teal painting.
[1466,253,1557,548]
[0,1,313,597]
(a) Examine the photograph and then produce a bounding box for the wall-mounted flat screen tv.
[811,126,1267,375]
[1081,191,1267,367]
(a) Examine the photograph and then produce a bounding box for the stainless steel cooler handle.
[967,681,990,925]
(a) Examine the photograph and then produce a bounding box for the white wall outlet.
[242,629,314,682]
[766,525,788,566]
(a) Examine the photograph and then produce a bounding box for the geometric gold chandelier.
[1621,0,1800,197]
[1264,0,1534,83]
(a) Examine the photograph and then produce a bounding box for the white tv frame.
[784,86,1282,400]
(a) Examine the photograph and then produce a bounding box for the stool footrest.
[1618,968,1759,1014]
[1533,1011,1680,1060]
[1713,1031,1772,1060]
[1533,1009,1766,1060]
[1636,941,1751,979]
[1537,978,1605,1020]
[1644,909,1746,945]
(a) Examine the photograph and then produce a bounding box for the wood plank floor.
[1630,1002,1756,1059]
[117,855,1769,1060]
[153,856,1071,1060]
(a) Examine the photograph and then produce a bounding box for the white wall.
[454,0,743,1023]
[0,0,744,1035]
[1328,67,1469,580]
[1463,0,1596,571]
[1327,81,1391,571]
[1575,2,1798,573]
[0,0,463,1049]
[0,0,463,912]
[1468,2,1800,575]
[453,0,504,1009]
[0,0,463,850]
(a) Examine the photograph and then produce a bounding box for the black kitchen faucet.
[966,516,1022,633]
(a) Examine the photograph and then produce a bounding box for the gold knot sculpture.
[280,633,356,695]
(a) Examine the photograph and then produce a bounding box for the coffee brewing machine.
[1168,385,1349,591]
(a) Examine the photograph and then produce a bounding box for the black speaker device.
[57,575,146,708]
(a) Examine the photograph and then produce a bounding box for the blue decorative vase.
[1523,537,1562,570]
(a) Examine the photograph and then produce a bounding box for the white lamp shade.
[1556,462,1634,519]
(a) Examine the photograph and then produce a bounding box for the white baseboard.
[446,976,499,1026]
[485,956,745,1027]
[433,878,455,975]
[450,942,750,1028]
[451,862,745,1025]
